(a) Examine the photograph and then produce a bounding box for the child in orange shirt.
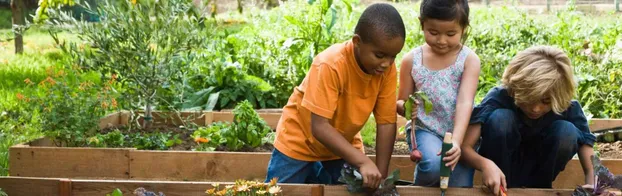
[265,3,406,189]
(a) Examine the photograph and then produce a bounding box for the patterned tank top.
[409,46,471,138]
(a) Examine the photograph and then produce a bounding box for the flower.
[195,137,209,143]
[237,185,249,192]
[16,93,24,100]
[269,177,278,186]
[256,190,267,195]
[131,0,137,5]
[268,186,281,194]
[24,78,33,85]
[111,98,118,109]
[205,188,216,194]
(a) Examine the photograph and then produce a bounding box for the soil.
[596,141,622,159]
[364,141,411,155]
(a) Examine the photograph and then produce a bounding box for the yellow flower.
[256,190,267,195]
[205,188,216,194]
[237,185,249,192]
[225,185,234,189]
[131,0,137,5]
[268,186,281,194]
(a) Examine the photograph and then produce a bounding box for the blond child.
[461,46,596,195]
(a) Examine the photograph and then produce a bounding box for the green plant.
[128,132,179,150]
[192,100,272,151]
[361,115,376,147]
[339,163,400,196]
[87,129,125,148]
[47,0,209,128]
[20,66,117,147]
[192,121,229,151]
[0,188,7,196]
[205,179,283,196]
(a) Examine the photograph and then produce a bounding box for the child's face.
[517,98,552,119]
[421,18,464,55]
[353,34,404,75]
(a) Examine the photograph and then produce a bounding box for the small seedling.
[338,163,400,196]
[572,155,622,196]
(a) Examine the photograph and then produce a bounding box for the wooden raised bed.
[0,176,578,196]
[8,111,622,190]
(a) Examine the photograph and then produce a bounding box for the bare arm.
[375,123,397,177]
[578,144,595,185]
[443,53,481,168]
[311,114,381,188]
[461,123,506,196]
[452,53,481,147]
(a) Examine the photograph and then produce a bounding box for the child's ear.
[352,34,361,46]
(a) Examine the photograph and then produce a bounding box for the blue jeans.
[405,124,474,187]
[477,109,580,188]
[264,149,345,184]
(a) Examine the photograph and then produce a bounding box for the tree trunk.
[143,100,153,129]
[10,0,25,54]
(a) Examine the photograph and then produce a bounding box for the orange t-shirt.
[273,40,398,161]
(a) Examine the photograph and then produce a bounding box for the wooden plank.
[471,159,622,189]
[0,177,60,196]
[60,179,72,196]
[590,119,622,132]
[136,111,207,127]
[323,185,574,196]
[70,179,318,196]
[99,112,123,130]
[129,151,272,182]
[9,146,131,179]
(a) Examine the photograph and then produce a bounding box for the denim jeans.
[477,109,580,188]
[264,149,345,184]
[405,124,474,187]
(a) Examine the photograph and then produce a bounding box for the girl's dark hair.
[420,0,470,43]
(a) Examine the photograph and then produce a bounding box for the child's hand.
[359,160,382,189]
[440,141,462,170]
[482,160,507,196]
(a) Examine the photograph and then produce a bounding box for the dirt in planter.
[596,141,622,159]
[365,141,411,155]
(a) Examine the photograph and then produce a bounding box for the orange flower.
[24,78,33,85]
[194,137,209,143]
[16,93,24,100]
[111,98,118,108]
[269,177,278,186]
[44,77,56,85]
[101,102,109,109]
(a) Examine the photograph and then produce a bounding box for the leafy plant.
[47,0,209,128]
[20,66,117,147]
[339,163,400,196]
[133,187,165,196]
[87,129,125,148]
[361,115,376,147]
[572,155,622,196]
[192,121,229,151]
[128,132,179,150]
[0,188,7,196]
[205,178,283,196]
[192,100,272,151]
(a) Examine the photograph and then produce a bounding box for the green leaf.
[343,0,353,14]
[327,7,337,34]
[308,0,316,4]
[415,91,434,115]
[112,188,123,196]
[205,92,220,111]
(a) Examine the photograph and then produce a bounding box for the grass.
[0,26,75,176]
[361,115,376,147]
